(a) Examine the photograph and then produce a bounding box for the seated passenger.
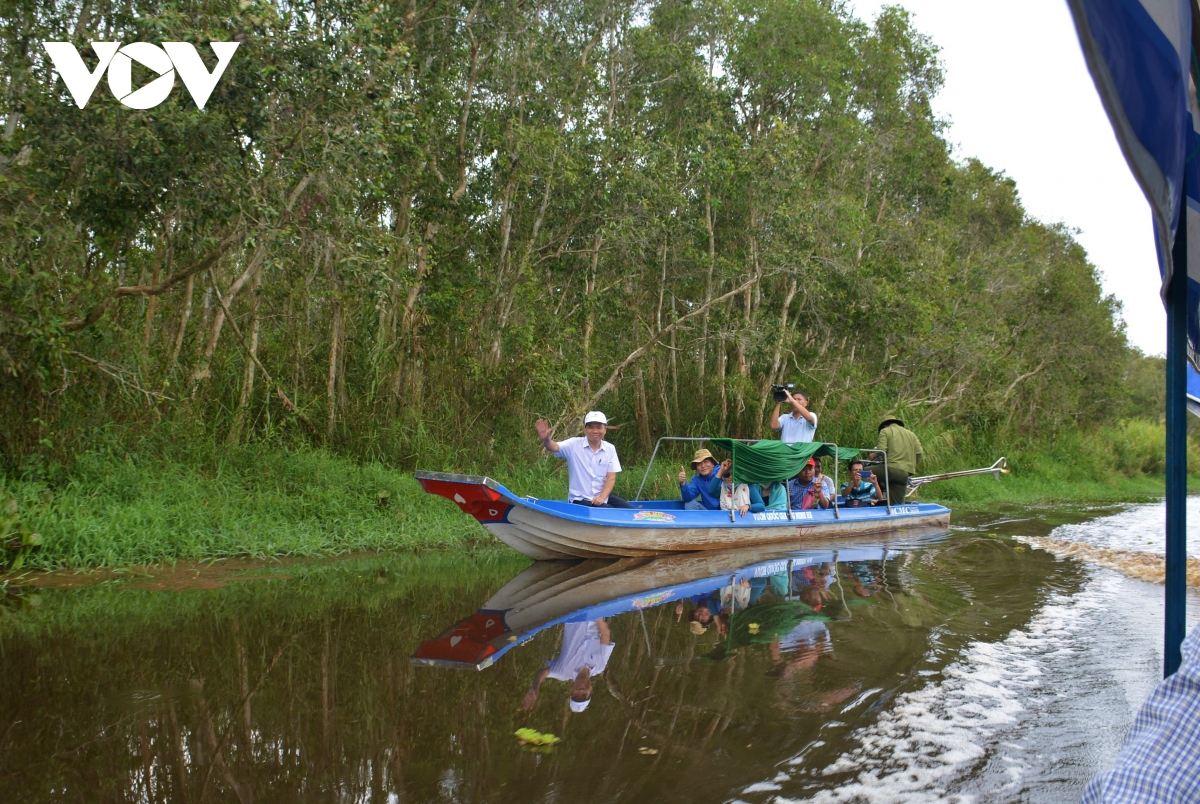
[813,457,836,499]
[675,595,718,634]
[764,481,788,511]
[788,459,831,510]
[707,458,765,516]
[840,460,883,507]
[677,449,721,510]
[535,412,633,507]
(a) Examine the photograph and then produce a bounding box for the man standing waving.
[535,411,634,508]
[769,388,817,444]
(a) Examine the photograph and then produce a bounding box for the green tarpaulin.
[709,439,860,484]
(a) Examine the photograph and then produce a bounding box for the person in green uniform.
[871,416,923,505]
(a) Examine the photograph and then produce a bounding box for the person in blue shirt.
[677,449,721,510]
[787,459,831,511]
[1083,622,1200,801]
[840,459,883,507]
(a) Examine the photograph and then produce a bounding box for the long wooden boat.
[414,470,951,560]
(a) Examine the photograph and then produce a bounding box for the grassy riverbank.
[2,418,1196,569]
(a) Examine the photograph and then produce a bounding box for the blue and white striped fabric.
[1081,622,1200,802]
[1067,0,1200,360]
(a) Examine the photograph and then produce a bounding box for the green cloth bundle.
[709,439,860,484]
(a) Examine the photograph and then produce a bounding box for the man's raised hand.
[678,466,687,484]
[534,418,552,441]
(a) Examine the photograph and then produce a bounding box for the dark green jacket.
[875,424,924,475]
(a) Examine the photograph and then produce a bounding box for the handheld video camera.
[771,383,795,403]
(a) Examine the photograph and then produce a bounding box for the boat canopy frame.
[632,436,896,518]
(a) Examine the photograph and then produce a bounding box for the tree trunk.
[227,269,263,445]
[670,295,679,414]
[190,241,268,396]
[634,365,651,451]
[699,185,716,401]
[167,273,194,373]
[326,299,343,444]
[141,255,161,357]
[394,222,436,400]
[581,233,602,401]
[718,333,728,433]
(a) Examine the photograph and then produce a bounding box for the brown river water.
[1,502,1198,803]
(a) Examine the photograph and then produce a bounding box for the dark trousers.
[572,495,634,509]
[881,467,911,505]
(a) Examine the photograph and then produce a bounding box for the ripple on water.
[738,503,1200,803]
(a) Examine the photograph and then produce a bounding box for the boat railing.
[633,436,760,502]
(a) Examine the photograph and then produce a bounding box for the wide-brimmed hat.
[689,448,717,469]
[689,621,707,635]
[878,416,905,430]
[583,410,608,425]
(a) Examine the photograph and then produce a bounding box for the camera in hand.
[771,383,795,403]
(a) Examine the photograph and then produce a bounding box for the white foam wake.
[740,575,1113,803]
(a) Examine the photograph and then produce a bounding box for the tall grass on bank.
[1,418,1196,569]
[0,446,500,569]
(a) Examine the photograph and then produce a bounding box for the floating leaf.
[514,728,560,746]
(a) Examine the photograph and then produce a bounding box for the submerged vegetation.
[0,0,1184,566]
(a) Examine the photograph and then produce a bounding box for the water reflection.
[411,542,910,670]
[0,529,1086,803]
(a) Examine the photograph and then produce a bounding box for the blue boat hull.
[415,471,952,560]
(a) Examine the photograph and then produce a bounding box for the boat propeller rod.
[905,457,1008,497]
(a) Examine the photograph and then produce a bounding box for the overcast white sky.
[849,0,1165,355]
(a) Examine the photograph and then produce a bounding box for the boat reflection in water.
[412,530,950,725]
[1,521,1092,803]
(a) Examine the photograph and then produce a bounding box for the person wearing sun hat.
[871,416,924,505]
[676,448,722,510]
[535,411,633,508]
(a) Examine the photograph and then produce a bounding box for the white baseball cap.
[570,698,591,713]
[583,411,608,425]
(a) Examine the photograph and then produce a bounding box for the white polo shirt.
[546,621,615,680]
[776,411,817,444]
[554,437,622,502]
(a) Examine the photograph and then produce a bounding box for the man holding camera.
[840,459,883,507]
[769,385,817,444]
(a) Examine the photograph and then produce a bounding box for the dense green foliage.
[0,0,1163,476]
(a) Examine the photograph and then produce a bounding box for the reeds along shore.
[1,418,1196,570]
